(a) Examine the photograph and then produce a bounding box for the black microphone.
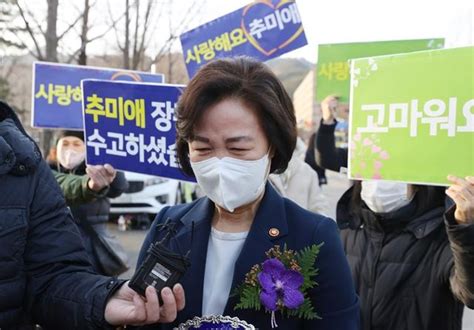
[129,218,192,301]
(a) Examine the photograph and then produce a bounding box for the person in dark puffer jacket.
[338,180,474,330]
[0,100,185,329]
[313,94,474,329]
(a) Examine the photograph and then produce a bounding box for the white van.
[109,172,182,228]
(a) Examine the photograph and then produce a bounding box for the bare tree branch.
[8,33,46,62]
[4,56,20,79]
[178,0,205,35]
[134,0,154,69]
[70,0,83,15]
[151,0,201,64]
[10,36,37,58]
[58,39,78,59]
[65,46,82,63]
[123,0,130,68]
[57,13,84,41]
[65,4,132,64]
[23,4,46,37]
[141,0,166,59]
[14,0,44,59]
[0,36,26,50]
[107,0,125,52]
[132,0,140,69]
[101,0,135,38]
[78,0,91,65]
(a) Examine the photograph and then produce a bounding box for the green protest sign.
[348,46,473,186]
[316,38,444,103]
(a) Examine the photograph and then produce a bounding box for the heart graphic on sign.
[241,0,304,57]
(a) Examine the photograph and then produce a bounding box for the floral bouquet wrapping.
[175,315,255,329]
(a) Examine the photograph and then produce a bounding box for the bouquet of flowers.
[233,244,322,328]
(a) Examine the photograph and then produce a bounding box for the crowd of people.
[0,56,473,330]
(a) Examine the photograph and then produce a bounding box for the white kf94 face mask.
[58,149,85,170]
[190,154,270,212]
[361,180,414,214]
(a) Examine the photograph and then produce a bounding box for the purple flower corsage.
[233,244,322,328]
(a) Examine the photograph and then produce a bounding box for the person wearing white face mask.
[360,180,415,213]
[134,57,360,330]
[48,130,122,205]
[48,130,129,275]
[301,90,474,329]
[337,177,474,330]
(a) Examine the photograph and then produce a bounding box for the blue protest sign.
[32,62,165,130]
[180,0,307,77]
[81,79,194,182]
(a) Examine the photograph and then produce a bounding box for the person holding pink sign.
[317,92,474,329]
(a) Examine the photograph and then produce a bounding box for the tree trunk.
[131,0,140,69]
[78,0,90,65]
[123,0,130,69]
[45,0,58,62]
[167,3,173,82]
[41,0,59,155]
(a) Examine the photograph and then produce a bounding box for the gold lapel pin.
[269,228,280,237]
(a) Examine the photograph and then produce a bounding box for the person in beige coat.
[269,138,329,216]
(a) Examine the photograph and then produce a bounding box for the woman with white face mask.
[48,130,129,275]
[337,177,474,330]
[134,57,360,330]
[308,93,474,330]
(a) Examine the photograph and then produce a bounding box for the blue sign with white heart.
[180,0,307,77]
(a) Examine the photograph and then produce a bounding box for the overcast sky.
[5,0,474,64]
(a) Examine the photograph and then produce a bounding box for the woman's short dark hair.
[176,57,297,176]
